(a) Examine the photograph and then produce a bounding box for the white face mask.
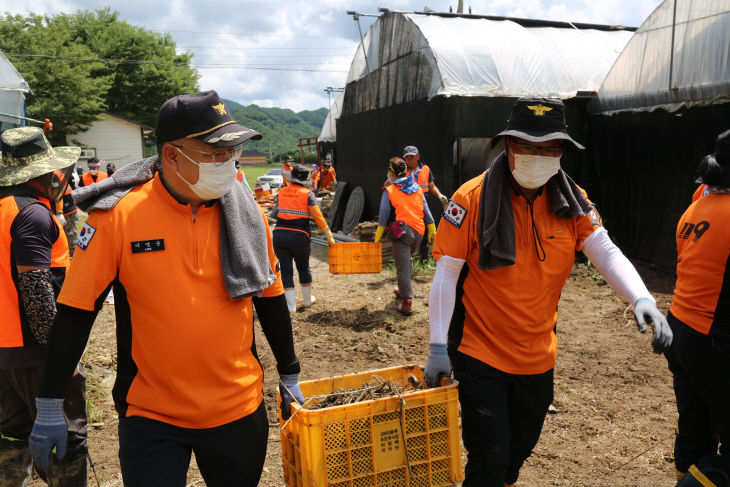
[89,169,98,175]
[511,153,561,189]
[175,147,237,200]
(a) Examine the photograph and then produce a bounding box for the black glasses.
[510,140,564,157]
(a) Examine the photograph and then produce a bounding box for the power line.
[4,53,348,72]
[150,29,332,38]
[190,55,350,60]
[178,46,353,51]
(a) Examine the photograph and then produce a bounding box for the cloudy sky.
[0,0,663,112]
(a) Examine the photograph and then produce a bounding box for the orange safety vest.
[385,185,425,236]
[236,169,244,182]
[81,171,108,187]
[0,195,68,348]
[415,165,431,193]
[275,184,313,236]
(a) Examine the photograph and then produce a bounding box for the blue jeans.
[273,229,312,289]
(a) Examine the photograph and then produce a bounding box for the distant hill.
[222,99,327,161]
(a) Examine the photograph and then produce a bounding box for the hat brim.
[0,146,81,186]
[197,122,262,147]
[493,129,585,150]
[281,169,308,186]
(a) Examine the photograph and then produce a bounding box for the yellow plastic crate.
[279,365,463,487]
[328,242,382,274]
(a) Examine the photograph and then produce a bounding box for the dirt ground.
[30,244,680,487]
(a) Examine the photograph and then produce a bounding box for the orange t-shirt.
[58,174,283,428]
[433,174,600,374]
[691,184,709,203]
[669,193,730,337]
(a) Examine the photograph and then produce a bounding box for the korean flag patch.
[442,200,467,228]
[76,222,97,250]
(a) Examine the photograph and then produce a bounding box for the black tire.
[342,186,366,235]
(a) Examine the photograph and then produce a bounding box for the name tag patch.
[76,222,97,250]
[442,200,467,228]
[131,239,165,254]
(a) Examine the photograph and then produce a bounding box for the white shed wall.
[73,114,144,168]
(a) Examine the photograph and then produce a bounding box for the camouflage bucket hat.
[0,127,81,186]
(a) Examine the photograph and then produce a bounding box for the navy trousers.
[118,401,268,487]
[665,312,730,473]
[451,350,553,486]
[272,229,312,289]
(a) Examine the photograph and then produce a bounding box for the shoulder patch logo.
[76,222,97,250]
[442,200,467,228]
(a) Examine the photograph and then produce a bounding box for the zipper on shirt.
[191,210,200,270]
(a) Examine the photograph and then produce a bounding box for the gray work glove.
[438,194,449,209]
[634,298,672,354]
[279,373,305,420]
[424,343,451,387]
[29,398,67,471]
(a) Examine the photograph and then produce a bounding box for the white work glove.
[424,343,451,387]
[634,298,672,354]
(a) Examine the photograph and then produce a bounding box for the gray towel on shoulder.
[477,152,593,270]
[73,156,277,299]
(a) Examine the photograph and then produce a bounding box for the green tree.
[0,9,199,143]
[0,14,112,144]
[61,8,199,128]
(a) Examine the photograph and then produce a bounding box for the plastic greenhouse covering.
[346,13,632,101]
[0,51,30,125]
[319,90,343,142]
[594,0,730,114]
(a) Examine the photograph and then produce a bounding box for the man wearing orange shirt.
[312,159,336,190]
[281,156,294,187]
[665,129,730,484]
[424,98,672,486]
[29,90,304,486]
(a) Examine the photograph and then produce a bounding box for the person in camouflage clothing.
[0,127,88,486]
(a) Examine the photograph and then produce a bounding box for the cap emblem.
[208,129,254,144]
[527,104,553,116]
[212,103,227,115]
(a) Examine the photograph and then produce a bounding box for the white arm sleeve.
[581,227,655,305]
[429,255,466,344]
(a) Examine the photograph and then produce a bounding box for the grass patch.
[384,257,435,277]
[83,365,105,423]
[239,163,281,189]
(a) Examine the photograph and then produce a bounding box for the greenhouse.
[330,10,633,219]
